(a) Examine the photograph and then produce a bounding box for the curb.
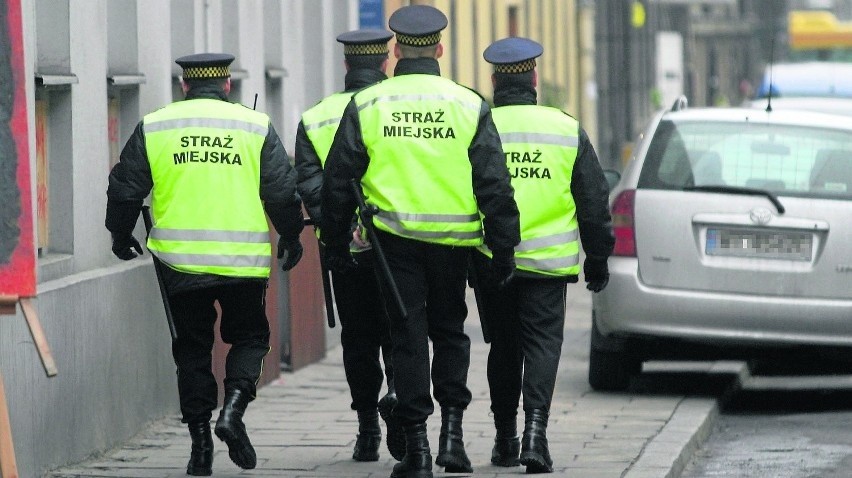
[624,361,749,478]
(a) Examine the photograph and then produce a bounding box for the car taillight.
[611,189,636,257]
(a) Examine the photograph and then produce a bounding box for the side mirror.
[603,169,621,192]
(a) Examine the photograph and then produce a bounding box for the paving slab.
[47,287,739,478]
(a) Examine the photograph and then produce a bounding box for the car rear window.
[638,119,852,200]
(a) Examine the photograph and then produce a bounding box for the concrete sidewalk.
[48,288,737,478]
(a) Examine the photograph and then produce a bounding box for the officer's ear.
[393,42,402,59]
[491,73,496,89]
[223,78,232,95]
[532,70,538,88]
[435,43,444,59]
[380,58,389,73]
[180,79,189,94]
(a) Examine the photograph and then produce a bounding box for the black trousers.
[168,281,270,424]
[332,249,394,412]
[376,230,472,426]
[472,253,568,416]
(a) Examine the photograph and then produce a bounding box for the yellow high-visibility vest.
[301,91,372,252]
[144,98,272,278]
[484,104,581,276]
[302,92,354,166]
[354,74,483,246]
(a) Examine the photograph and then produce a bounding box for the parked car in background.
[754,61,852,99]
[747,96,852,117]
[745,62,852,115]
[590,97,852,391]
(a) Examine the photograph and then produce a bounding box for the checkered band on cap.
[494,59,537,74]
[395,32,442,47]
[182,65,230,79]
[344,43,389,55]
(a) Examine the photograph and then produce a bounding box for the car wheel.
[588,314,641,391]
[588,348,640,391]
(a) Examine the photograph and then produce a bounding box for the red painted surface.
[287,225,326,371]
[0,0,36,298]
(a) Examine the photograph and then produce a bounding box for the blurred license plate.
[706,228,812,261]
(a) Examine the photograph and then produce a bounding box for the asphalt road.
[681,373,852,478]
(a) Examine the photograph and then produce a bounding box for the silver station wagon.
[590,98,852,391]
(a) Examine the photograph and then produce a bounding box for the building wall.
[2,1,356,476]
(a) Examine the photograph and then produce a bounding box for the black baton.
[349,179,408,320]
[141,206,178,341]
[304,217,336,328]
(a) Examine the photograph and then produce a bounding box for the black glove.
[111,233,143,261]
[584,258,610,293]
[323,244,358,274]
[490,248,515,289]
[277,237,304,272]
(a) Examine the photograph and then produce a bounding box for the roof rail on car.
[671,95,688,111]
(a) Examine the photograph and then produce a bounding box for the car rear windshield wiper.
[683,185,786,214]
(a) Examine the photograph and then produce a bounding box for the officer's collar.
[344,68,388,92]
[184,84,229,101]
[394,58,441,77]
[493,84,537,107]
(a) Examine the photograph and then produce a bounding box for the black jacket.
[319,58,520,253]
[105,85,303,294]
[494,83,614,277]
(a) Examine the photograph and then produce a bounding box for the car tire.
[588,314,641,392]
[588,348,640,391]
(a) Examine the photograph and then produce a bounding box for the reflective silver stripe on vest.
[377,215,483,241]
[358,94,481,112]
[154,251,272,268]
[515,230,579,253]
[516,254,579,271]
[303,116,342,132]
[145,117,268,136]
[499,132,579,147]
[151,228,270,243]
[376,210,480,224]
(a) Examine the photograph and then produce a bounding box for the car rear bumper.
[594,257,852,347]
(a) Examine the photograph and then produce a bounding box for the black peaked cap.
[389,5,448,46]
[483,37,543,74]
[175,53,235,79]
[337,29,393,55]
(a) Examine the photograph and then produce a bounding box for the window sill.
[38,253,73,283]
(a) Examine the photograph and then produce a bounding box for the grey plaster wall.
[0,261,177,478]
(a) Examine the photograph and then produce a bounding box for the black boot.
[378,389,405,461]
[390,423,432,478]
[186,421,213,476]
[520,409,553,473]
[353,409,381,461]
[434,407,473,473]
[491,413,520,467]
[214,389,257,470]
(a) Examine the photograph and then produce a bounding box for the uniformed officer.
[105,53,304,476]
[474,38,614,473]
[320,5,521,478]
[294,29,404,463]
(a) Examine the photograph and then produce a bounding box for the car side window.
[638,120,695,189]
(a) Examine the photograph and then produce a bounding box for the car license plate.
[706,228,813,261]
